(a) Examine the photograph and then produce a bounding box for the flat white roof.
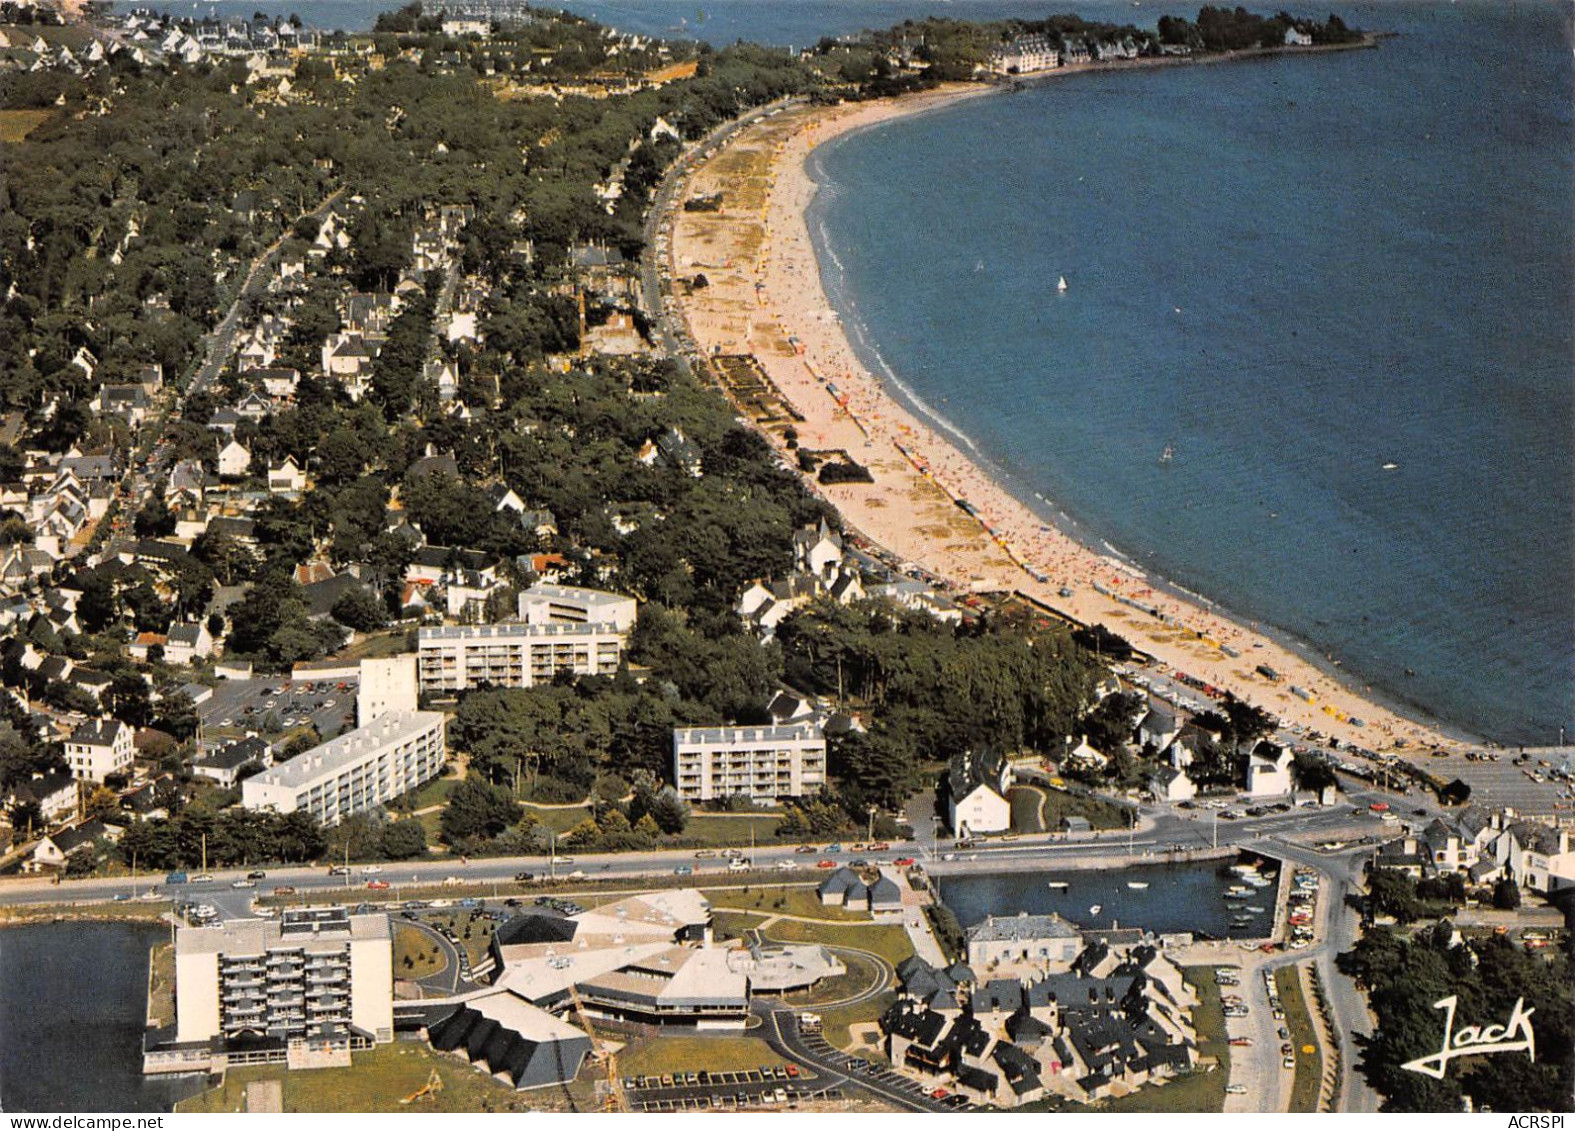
[674,723,824,746]
[248,710,443,789]
[419,623,622,642]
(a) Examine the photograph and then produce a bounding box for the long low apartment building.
[672,723,827,803]
[417,622,624,694]
[241,710,446,826]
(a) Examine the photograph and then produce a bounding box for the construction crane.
[399,1068,444,1105]
[567,983,628,1112]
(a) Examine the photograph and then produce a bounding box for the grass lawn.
[425,912,497,967]
[817,990,896,1052]
[616,1034,786,1078]
[393,922,446,978]
[0,109,53,142]
[1008,785,1046,833]
[402,774,459,811]
[328,630,416,663]
[0,899,171,924]
[1091,966,1229,1113]
[1274,965,1323,1113]
[758,918,915,968]
[148,942,175,1027]
[701,884,870,923]
[178,1040,533,1113]
[677,811,785,848]
[1039,788,1130,831]
[709,909,769,941]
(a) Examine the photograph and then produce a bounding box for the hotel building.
[240,710,446,826]
[170,908,392,1064]
[671,723,827,803]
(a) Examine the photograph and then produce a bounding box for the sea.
[0,922,204,1113]
[935,857,1279,938]
[804,1,1575,746]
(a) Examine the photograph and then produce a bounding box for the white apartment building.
[356,655,418,727]
[517,582,637,633]
[671,723,827,803]
[65,717,135,783]
[174,907,393,1049]
[417,623,624,694]
[241,711,446,826]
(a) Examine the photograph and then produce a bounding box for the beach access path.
[658,87,1466,768]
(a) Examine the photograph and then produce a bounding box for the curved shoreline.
[663,84,1474,759]
[797,121,1481,751]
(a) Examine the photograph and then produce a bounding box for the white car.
[362,866,383,875]
[1226,1084,1249,1095]
[231,879,254,888]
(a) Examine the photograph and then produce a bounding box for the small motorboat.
[1089,904,1102,916]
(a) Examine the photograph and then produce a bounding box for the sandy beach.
[662,85,1468,762]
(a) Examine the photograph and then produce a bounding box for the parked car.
[246,870,267,880]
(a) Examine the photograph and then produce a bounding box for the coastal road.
[0,802,1386,911]
[638,96,803,370]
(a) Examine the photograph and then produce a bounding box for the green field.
[1008,786,1046,832]
[1038,788,1130,831]
[148,942,175,1027]
[0,899,171,924]
[616,1034,787,1079]
[702,883,871,923]
[177,1041,534,1113]
[1274,965,1323,1113]
[758,917,914,968]
[393,923,447,978]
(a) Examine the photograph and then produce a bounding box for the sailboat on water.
[1160,442,1174,465]
[1057,275,1069,294]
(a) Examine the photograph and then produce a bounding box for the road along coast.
[660,82,1469,763]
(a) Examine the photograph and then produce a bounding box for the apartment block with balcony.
[240,710,446,826]
[416,622,624,694]
[173,908,393,1057]
[671,723,827,803]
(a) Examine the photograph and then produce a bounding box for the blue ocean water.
[0,922,203,1112]
[936,858,1278,938]
[115,0,1110,40]
[808,1,1575,745]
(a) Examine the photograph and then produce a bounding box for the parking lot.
[197,676,358,744]
[792,1025,971,1111]
[1424,748,1574,817]
[625,1066,829,1112]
